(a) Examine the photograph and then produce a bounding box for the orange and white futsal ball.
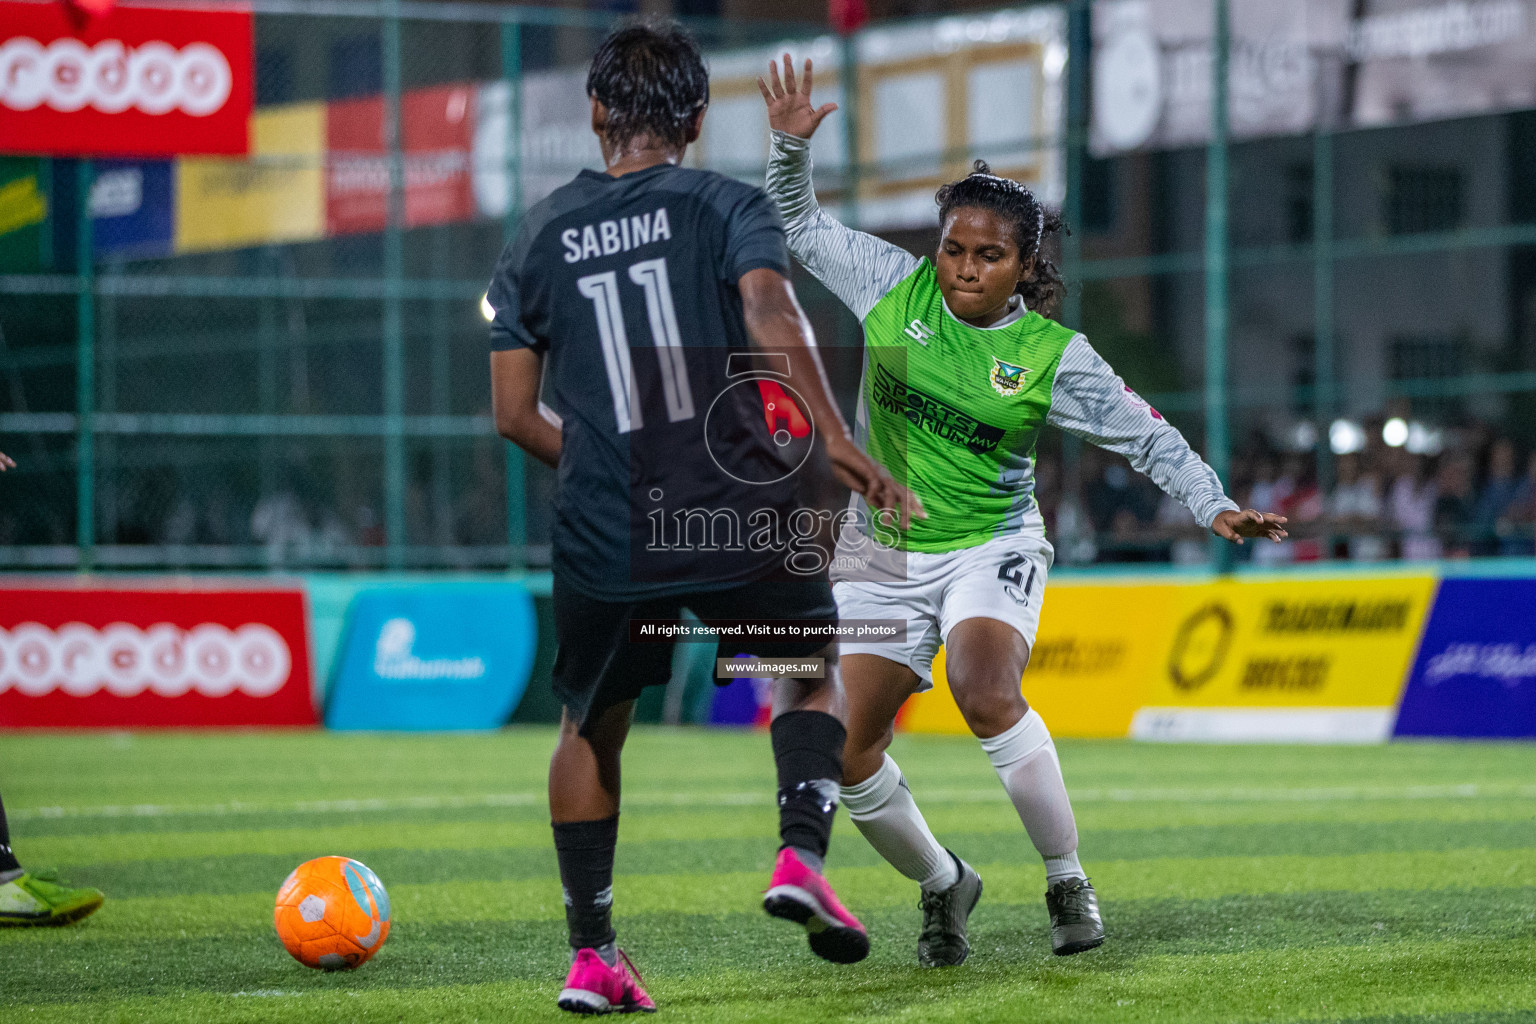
[274,856,392,970]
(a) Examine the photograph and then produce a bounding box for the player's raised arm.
[760,55,918,321]
[738,266,924,530]
[0,451,14,470]
[1045,334,1286,544]
[490,348,561,469]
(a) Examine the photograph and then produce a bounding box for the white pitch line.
[9,781,1535,822]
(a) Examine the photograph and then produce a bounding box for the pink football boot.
[557,947,656,1015]
[762,847,870,963]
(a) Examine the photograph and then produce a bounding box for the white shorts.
[832,530,1054,690]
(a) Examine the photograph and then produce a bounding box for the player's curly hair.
[935,160,1067,316]
[586,18,709,151]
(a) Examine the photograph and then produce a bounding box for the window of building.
[1384,165,1464,235]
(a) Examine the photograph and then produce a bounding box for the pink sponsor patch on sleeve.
[1123,385,1164,420]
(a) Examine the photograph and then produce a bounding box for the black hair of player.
[586,18,709,151]
[935,160,1067,316]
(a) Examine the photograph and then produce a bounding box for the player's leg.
[0,789,105,928]
[939,536,1103,956]
[760,647,870,964]
[943,615,1103,956]
[547,581,662,1014]
[839,651,983,966]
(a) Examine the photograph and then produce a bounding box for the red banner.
[0,584,314,727]
[0,1,252,157]
[326,83,475,235]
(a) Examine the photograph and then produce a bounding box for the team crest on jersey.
[989,358,1030,396]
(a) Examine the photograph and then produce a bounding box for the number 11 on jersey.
[577,257,695,434]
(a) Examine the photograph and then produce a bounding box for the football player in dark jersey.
[487,20,920,1015]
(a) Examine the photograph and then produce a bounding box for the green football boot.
[1045,877,1103,955]
[0,869,105,927]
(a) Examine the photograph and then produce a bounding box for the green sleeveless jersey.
[860,259,1076,552]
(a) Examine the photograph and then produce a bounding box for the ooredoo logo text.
[0,37,233,116]
[0,622,291,698]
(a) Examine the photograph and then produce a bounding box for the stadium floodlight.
[1328,418,1366,455]
[1405,422,1443,456]
[480,293,495,322]
[1382,417,1409,447]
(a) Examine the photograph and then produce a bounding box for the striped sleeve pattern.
[765,130,919,321]
[1046,334,1239,528]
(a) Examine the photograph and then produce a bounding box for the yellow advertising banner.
[897,573,1438,741]
[899,580,1180,738]
[1146,574,1437,708]
[176,103,325,254]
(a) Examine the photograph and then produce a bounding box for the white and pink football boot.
[762,847,870,964]
[557,947,656,1015]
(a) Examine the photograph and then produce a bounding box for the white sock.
[841,754,959,893]
[978,708,1082,880]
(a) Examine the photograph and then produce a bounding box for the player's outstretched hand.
[1212,508,1288,544]
[826,436,926,532]
[0,451,14,470]
[758,53,838,140]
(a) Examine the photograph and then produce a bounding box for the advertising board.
[0,584,314,728]
[1395,577,1536,738]
[0,1,252,157]
[326,84,475,236]
[1130,574,1437,742]
[175,101,324,254]
[899,581,1178,737]
[325,583,536,731]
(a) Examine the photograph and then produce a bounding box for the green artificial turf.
[1,729,1533,1023]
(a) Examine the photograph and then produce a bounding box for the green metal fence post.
[1204,0,1232,570]
[839,33,859,231]
[1061,0,1089,525]
[1313,128,1336,491]
[501,17,527,570]
[75,159,96,572]
[382,1,406,569]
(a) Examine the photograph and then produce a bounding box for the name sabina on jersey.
[561,208,673,263]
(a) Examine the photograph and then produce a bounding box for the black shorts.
[551,573,838,735]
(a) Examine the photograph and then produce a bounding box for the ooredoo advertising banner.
[0,1,253,157]
[0,585,314,728]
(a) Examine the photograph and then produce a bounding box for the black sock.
[770,710,846,861]
[0,791,20,874]
[552,814,619,951]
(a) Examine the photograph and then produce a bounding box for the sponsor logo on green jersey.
[871,363,1006,455]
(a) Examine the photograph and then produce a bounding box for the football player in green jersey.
[759,56,1286,966]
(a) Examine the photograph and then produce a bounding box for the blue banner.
[92,160,174,259]
[325,583,536,731]
[1395,578,1536,738]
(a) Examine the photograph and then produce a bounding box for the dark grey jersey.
[488,163,806,599]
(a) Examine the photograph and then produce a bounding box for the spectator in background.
[1252,455,1319,564]
[1246,456,1290,515]
[1433,457,1475,559]
[1087,460,1156,561]
[1327,451,1387,561]
[1498,450,1536,556]
[1472,438,1522,555]
[1389,452,1439,560]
